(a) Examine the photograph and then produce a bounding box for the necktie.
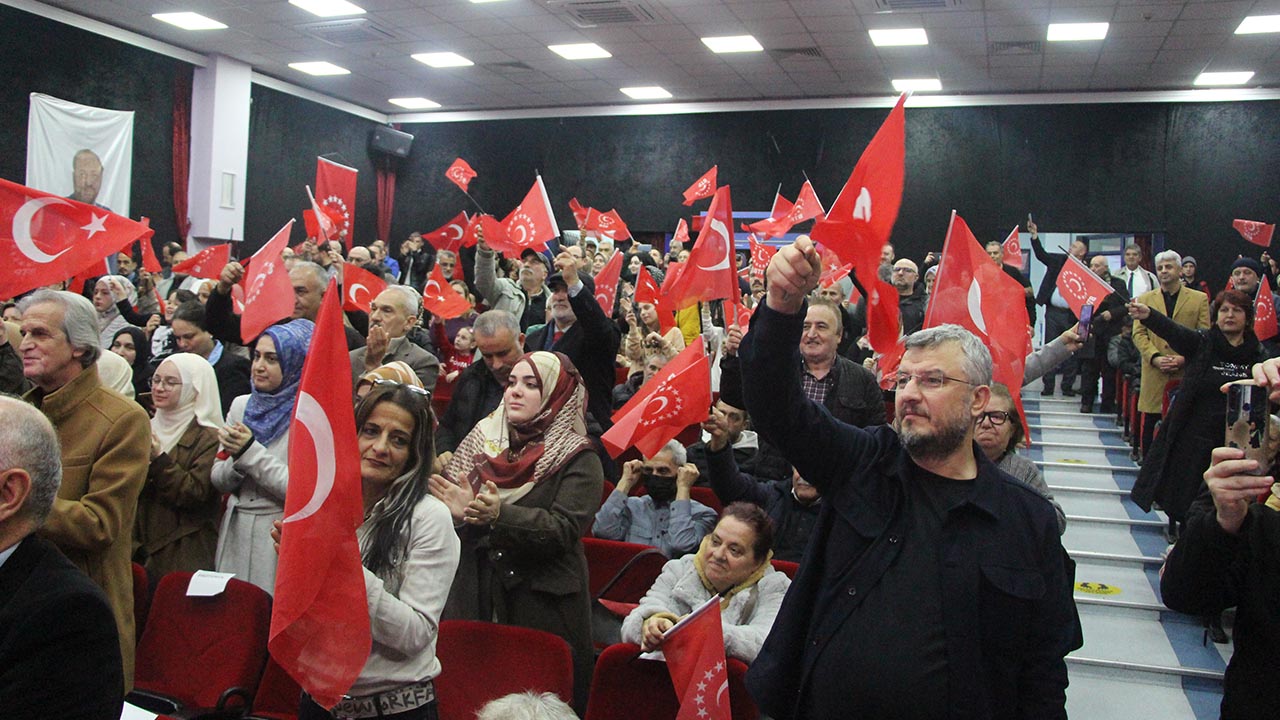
[552,330,564,346]
[1127,272,1134,297]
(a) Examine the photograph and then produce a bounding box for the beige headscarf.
[151,353,224,455]
[356,361,424,394]
[96,349,135,400]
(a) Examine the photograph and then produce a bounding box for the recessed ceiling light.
[412,52,473,68]
[468,0,508,3]
[549,43,612,60]
[621,86,672,100]
[152,12,227,31]
[701,35,764,54]
[289,61,351,76]
[390,97,441,110]
[868,28,928,47]
[1236,15,1280,34]
[891,78,942,92]
[289,0,365,18]
[1194,71,1255,86]
[1047,23,1109,42]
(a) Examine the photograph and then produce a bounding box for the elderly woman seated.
[620,502,791,663]
[976,383,1067,534]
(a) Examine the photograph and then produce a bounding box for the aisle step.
[1069,550,1164,566]
[1066,664,1222,720]
[1068,656,1223,682]
[1038,461,1137,474]
[1029,425,1124,441]
[1072,558,1163,606]
[1067,514,1165,528]
[1027,409,1122,421]
[1072,604,1228,678]
[1035,439,1128,451]
[1065,518,1164,557]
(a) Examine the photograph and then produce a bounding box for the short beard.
[899,414,972,461]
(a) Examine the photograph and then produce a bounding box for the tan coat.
[136,419,221,578]
[1132,286,1210,413]
[27,364,151,689]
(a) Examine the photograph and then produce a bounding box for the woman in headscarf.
[92,275,136,348]
[431,351,604,711]
[135,353,224,578]
[282,383,460,720]
[211,318,314,593]
[355,360,424,402]
[110,326,153,399]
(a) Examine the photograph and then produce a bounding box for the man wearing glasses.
[740,238,1079,720]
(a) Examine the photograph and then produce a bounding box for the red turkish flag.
[1256,275,1277,341]
[341,262,387,314]
[240,220,296,344]
[665,186,738,310]
[270,278,370,709]
[172,243,232,279]
[501,176,560,253]
[306,185,339,244]
[1233,218,1275,247]
[732,302,754,329]
[423,211,472,254]
[791,180,825,224]
[1055,254,1117,317]
[138,234,162,274]
[635,265,675,333]
[748,234,776,279]
[315,158,357,249]
[816,243,854,289]
[0,178,154,301]
[926,211,1031,442]
[661,595,731,720]
[1001,226,1022,267]
[745,192,795,238]
[422,264,472,319]
[68,257,111,295]
[876,337,908,391]
[682,165,718,206]
[603,338,711,458]
[445,158,477,193]
[465,213,510,252]
[584,208,631,241]
[569,197,589,230]
[672,218,691,247]
[593,250,623,315]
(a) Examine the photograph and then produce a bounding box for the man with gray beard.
[739,237,1080,720]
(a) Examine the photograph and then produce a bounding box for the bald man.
[893,259,927,336]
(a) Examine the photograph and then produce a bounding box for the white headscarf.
[151,353,224,455]
[95,349,135,399]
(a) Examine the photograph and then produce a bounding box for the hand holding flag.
[172,243,232,279]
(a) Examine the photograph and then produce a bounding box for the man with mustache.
[739,237,1080,720]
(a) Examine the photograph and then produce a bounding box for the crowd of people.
[1,221,1278,720]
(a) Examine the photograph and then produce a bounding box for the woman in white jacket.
[621,502,791,663]
[212,319,313,593]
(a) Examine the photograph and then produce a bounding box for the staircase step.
[1067,664,1223,719]
[1038,461,1138,474]
[1071,605,1229,678]
[1072,558,1163,606]
[1026,409,1121,421]
[1065,517,1165,557]
[1034,439,1129,451]
[1069,550,1164,566]
[1029,424,1124,439]
[1067,514,1165,528]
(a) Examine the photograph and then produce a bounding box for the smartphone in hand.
[1076,303,1094,343]
[1226,383,1269,475]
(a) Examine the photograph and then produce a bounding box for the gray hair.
[473,309,521,338]
[379,284,421,318]
[17,290,101,366]
[475,692,577,720]
[290,261,328,292]
[1124,243,1143,257]
[654,439,687,466]
[904,324,992,386]
[0,396,62,526]
[436,249,457,263]
[1154,250,1182,267]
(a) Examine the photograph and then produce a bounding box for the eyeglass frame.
[149,376,183,391]
[369,378,431,399]
[893,371,977,391]
[977,410,1012,426]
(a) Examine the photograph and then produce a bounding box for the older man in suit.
[0,396,124,719]
[1132,250,1209,456]
[350,285,441,392]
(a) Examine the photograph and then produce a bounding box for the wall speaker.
[370,125,414,158]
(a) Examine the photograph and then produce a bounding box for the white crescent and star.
[696,218,731,272]
[12,197,75,264]
[646,395,670,415]
[445,223,463,240]
[852,187,873,222]
[284,392,337,524]
[348,283,370,305]
[967,278,988,335]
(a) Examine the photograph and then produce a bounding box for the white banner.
[26,92,134,216]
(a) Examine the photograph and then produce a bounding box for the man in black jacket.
[741,238,1079,720]
[1077,256,1129,413]
[434,310,524,459]
[170,301,250,416]
[0,396,124,719]
[1028,220,1088,395]
[800,299,886,427]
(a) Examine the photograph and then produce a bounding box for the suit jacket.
[1132,286,1210,413]
[350,334,442,393]
[25,364,149,689]
[0,535,124,720]
[1029,233,1068,306]
[525,285,621,431]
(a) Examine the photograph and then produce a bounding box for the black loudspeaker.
[370,125,414,158]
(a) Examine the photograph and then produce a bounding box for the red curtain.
[375,155,396,242]
[172,66,193,244]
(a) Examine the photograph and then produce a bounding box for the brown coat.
[26,364,150,689]
[136,419,221,578]
[1132,286,1210,413]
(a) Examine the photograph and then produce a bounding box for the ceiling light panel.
[289,0,366,18]
[549,43,612,60]
[1193,71,1254,86]
[892,78,942,92]
[621,86,672,100]
[389,97,440,109]
[1236,15,1280,34]
[152,12,227,31]
[412,52,473,68]
[869,28,928,47]
[289,61,351,76]
[1047,23,1109,42]
[701,35,764,54]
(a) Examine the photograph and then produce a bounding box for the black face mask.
[642,473,677,502]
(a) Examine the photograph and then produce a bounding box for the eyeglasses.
[150,377,182,390]
[892,267,918,275]
[893,371,974,391]
[370,378,431,399]
[978,410,1011,426]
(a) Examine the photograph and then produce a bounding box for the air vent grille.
[298,19,397,46]
[561,1,658,28]
[989,40,1043,56]
[769,47,824,60]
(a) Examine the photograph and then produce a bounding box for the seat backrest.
[689,486,723,514]
[134,572,272,708]
[435,620,573,720]
[770,559,799,580]
[132,562,151,642]
[250,655,303,719]
[584,643,757,720]
[584,537,669,602]
[584,537,650,597]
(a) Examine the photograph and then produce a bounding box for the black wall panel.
[0,4,184,245]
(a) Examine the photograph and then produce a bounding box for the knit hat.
[1231,257,1264,277]
[1181,256,1197,267]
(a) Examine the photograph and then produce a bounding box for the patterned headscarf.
[356,361,423,394]
[243,319,314,446]
[446,351,591,501]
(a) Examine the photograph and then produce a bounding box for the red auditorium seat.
[244,655,302,720]
[435,620,573,720]
[127,572,272,717]
[770,559,799,580]
[689,486,723,514]
[131,562,150,642]
[584,643,758,720]
[584,537,669,602]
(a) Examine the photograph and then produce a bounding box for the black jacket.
[705,443,818,562]
[740,300,1081,720]
[1162,494,1280,720]
[1029,233,1069,307]
[0,535,124,720]
[525,285,620,431]
[822,355,887,428]
[212,348,251,417]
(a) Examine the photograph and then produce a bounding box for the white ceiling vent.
[989,40,1043,56]
[551,1,662,28]
[297,19,398,46]
[868,0,963,10]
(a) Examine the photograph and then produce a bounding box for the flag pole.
[462,190,487,215]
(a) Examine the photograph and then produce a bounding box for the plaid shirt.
[801,363,837,406]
